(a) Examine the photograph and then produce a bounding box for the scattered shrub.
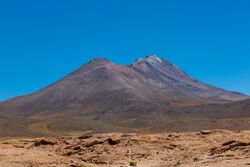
[129,161,137,166]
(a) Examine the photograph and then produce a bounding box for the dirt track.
[1,130,250,167]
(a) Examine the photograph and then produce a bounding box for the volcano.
[0,55,248,136]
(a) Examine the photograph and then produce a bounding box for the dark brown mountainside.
[0,55,248,136]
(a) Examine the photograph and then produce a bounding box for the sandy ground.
[0,130,250,167]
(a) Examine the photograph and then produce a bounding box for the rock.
[13,145,24,148]
[73,146,81,150]
[33,139,57,147]
[169,144,178,148]
[222,140,236,146]
[85,140,105,148]
[63,151,73,156]
[211,141,250,155]
[70,165,81,167]
[108,138,120,145]
[78,134,92,140]
[200,130,212,135]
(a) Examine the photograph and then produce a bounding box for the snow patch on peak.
[146,55,162,63]
[134,55,163,64]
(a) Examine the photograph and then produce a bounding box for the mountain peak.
[145,55,162,63]
[84,58,112,67]
[76,58,113,73]
[134,54,163,65]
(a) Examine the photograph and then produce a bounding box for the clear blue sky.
[0,0,250,101]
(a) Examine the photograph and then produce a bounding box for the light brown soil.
[1,130,250,167]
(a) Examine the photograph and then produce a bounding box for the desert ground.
[0,130,250,167]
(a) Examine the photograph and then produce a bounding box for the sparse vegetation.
[129,161,137,166]
[79,165,87,167]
